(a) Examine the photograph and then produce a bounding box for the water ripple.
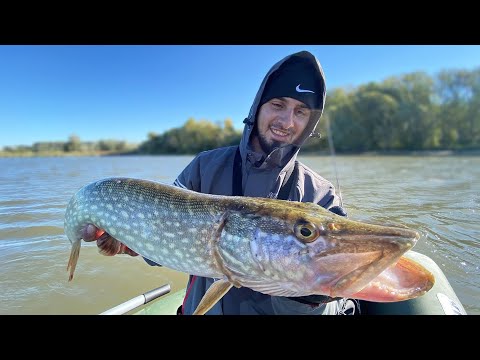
[1,155,479,314]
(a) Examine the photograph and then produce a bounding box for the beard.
[257,132,283,155]
[251,125,283,154]
[254,123,299,155]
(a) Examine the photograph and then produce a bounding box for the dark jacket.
[170,51,345,314]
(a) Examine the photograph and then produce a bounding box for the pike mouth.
[330,251,391,297]
[349,255,435,302]
[317,230,420,298]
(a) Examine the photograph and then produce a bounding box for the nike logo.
[296,84,315,93]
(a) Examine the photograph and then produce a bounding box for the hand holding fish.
[81,223,138,257]
[65,177,435,313]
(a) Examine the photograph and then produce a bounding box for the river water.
[0,155,478,314]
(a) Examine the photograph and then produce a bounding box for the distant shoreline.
[2,149,480,158]
[0,150,121,158]
[300,149,480,156]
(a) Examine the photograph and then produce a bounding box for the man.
[85,50,358,315]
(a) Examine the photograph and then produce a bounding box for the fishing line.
[325,116,344,208]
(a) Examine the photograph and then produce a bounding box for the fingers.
[81,224,138,257]
[98,233,138,257]
[97,232,123,256]
[120,244,139,257]
[81,224,105,242]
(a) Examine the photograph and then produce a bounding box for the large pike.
[64,177,434,314]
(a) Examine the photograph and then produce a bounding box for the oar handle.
[100,284,171,315]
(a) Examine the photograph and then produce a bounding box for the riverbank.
[2,148,480,158]
[300,149,480,156]
[0,150,130,157]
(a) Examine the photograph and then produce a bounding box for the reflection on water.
[0,155,479,314]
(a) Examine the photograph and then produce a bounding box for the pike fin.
[192,279,234,315]
[67,240,81,281]
[238,279,301,297]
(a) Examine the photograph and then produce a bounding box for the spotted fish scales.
[65,177,434,304]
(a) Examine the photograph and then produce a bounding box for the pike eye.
[300,228,311,237]
[294,221,319,243]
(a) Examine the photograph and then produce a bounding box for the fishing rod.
[325,116,344,208]
[309,117,344,209]
[100,283,171,315]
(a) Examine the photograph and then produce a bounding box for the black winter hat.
[260,56,322,110]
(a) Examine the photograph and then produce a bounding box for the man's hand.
[81,224,138,257]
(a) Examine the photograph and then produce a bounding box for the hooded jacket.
[169,51,345,315]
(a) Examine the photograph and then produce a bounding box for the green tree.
[65,134,81,152]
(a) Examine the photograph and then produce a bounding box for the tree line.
[2,67,479,156]
[136,118,241,154]
[1,135,134,155]
[304,67,480,153]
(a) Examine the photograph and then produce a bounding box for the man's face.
[252,97,311,155]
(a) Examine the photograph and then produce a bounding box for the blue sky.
[0,45,479,148]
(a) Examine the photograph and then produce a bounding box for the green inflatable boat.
[102,250,467,315]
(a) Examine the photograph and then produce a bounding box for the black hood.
[239,50,326,171]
